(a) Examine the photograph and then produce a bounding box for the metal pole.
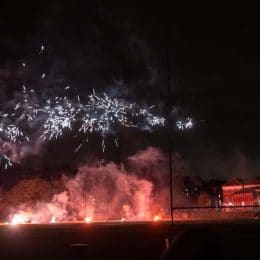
[166,22,174,224]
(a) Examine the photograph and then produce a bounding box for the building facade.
[222,178,260,207]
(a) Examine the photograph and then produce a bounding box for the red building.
[222,178,260,207]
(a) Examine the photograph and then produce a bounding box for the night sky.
[0,2,260,181]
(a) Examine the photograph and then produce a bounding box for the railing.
[170,205,260,221]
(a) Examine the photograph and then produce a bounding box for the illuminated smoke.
[8,147,170,223]
[10,212,30,225]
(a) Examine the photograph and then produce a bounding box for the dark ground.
[0,220,259,259]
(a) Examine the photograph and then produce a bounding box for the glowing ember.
[10,213,29,225]
[120,217,126,222]
[84,217,92,223]
[153,215,161,222]
[50,216,56,223]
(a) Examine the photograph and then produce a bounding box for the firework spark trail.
[41,96,79,140]
[79,90,165,135]
[41,89,165,141]
[176,117,193,130]
[0,123,24,143]
[0,88,165,169]
[0,86,38,142]
[114,137,119,147]
[2,155,12,169]
[39,44,45,55]
[74,143,83,153]
[15,86,40,123]
[0,45,194,170]
[0,85,40,169]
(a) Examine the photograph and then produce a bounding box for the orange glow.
[153,215,161,222]
[84,217,92,223]
[10,213,29,225]
[50,216,56,223]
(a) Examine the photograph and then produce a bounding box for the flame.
[153,215,161,222]
[50,216,56,223]
[84,217,92,223]
[10,213,29,225]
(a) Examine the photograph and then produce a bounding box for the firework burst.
[0,87,165,169]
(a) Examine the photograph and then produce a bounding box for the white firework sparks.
[0,44,167,170]
[41,97,78,140]
[176,117,193,130]
[1,124,24,143]
[0,87,165,169]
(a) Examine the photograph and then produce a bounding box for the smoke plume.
[8,147,170,223]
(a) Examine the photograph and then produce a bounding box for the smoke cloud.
[7,147,170,223]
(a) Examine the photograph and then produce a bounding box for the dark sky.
[0,2,260,180]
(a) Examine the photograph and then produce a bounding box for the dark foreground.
[0,220,259,259]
